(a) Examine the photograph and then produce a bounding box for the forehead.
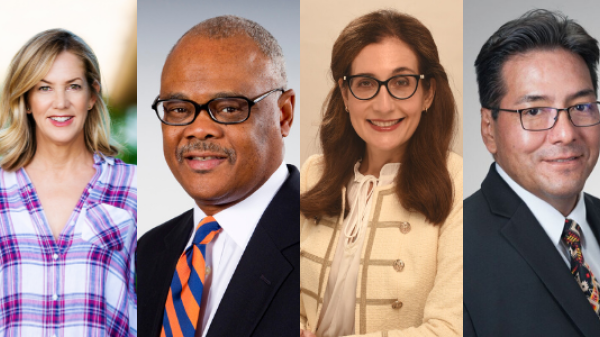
[45,51,86,79]
[351,37,419,77]
[500,49,595,105]
[161,35,275,99]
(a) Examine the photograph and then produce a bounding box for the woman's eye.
[394,79,410,86]
[357,80,373,87]
[70,84,82,90]
[38,86,51,91]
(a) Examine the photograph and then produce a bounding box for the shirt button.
[392,300,403,309]
[393,259,405,272]
[206,266,211,276]
[53,254,58,260]
[52,294,58,300]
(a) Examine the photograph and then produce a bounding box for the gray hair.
[172,15,287,88]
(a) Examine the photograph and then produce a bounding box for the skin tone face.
[28,51,97,149]
[481,49,600,216]
[339,37,435,177]
[160,34,295,216]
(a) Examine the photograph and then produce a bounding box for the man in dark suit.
[138,16,298,337]
[464,10,600,336]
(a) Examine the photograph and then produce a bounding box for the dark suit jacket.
[464,164,600,337]
[138,165,299,337]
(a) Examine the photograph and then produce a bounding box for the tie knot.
[561,218,583,248]
[193,216,221,246]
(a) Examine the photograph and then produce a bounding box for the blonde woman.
[0,29,136,336]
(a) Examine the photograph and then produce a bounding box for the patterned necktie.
[161,216,222,337]
[561,218,600,317]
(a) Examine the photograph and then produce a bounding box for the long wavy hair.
[0,28,119,171]
[300,10,457,225]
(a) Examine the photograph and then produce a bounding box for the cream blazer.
[300,153,463,337]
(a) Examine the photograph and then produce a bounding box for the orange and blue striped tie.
[161,216,222,337]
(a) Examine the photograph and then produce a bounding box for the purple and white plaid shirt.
[0,155,137,336]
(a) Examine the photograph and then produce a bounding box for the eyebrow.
[40,78,83,85]
[162,91,246,101]
[515,89,596,105]
[353,66,418,77]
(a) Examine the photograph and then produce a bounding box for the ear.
[88,80,100,109]
[338,78,349,104]
[424,77,436,111]
[278,89,295,137]
[481,107,498,155]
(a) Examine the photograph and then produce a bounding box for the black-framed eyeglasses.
[343,74,425,100]
[152,88,284,126]
[485,101,600,131]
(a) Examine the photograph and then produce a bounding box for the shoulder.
[138,209,193,249]
[300,154,325,193]
[585,192,600,206]
[446,152,463,181]
[99,157,137,186]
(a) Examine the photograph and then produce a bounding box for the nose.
[371,84,395,113]
[53,89,68,109]
[181,107,224,140]
[548,109,577,144]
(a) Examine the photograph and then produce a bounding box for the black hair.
[475,9,599,118]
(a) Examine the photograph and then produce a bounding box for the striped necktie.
[161,216,222,337]
[561,218,600,318]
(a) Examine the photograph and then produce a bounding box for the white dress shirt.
[182,162,289,337]
[496,163,600,278]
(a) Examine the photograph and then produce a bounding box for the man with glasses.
[464,9,600,336]
[138,16,298,337]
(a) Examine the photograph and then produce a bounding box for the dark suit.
[464,164,600,337]
[138,165,299,337]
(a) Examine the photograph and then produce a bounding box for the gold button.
[393,259,405,272]
[392,300,403,309]
[399,221,411,234]
[206,266,211,276]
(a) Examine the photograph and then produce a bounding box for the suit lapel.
[151,210,194,336]
[483,164,600,336]
[207,165,299,337]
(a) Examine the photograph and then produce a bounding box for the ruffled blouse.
[317,161,399,337]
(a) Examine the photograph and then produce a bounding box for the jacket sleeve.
[344,154,464,337]
[300,155,320,331]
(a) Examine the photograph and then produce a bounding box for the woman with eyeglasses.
[0,29,136,336]
[300,10,463,337]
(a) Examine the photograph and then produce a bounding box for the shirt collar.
[353,161,400,185]
[185,161,289,251]
[93,153,115,166]
[495,163,587,246]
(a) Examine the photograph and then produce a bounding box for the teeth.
[191,156,221,161]
[370,119,402,127]
[50,116,72,122]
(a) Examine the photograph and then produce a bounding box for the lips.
[183,152,228,172]
[48,115,74,127]
[367,118,404,131]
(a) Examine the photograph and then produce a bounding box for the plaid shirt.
[0,155,137,336]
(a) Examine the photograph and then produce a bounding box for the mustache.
[176,140,237,165]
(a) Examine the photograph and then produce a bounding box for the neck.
[544,194,579,217]
[28,137,94,173]
[359,146,402,178]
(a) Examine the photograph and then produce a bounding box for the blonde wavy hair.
[0,28,118,171]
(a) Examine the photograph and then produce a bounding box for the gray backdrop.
[464,0,600,199]
[137,0,300,237]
